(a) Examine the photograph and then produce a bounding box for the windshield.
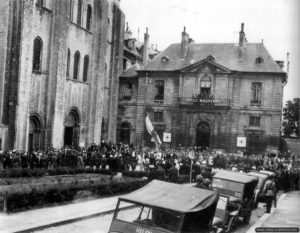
[217,196,229,210]
[115,200,182,232]
[212,178,244,199]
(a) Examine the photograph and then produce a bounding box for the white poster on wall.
[163,132,171,142]
[237,137,247,147]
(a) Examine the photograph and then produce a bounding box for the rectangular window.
[0,138,2,151]
[120,83,133,100]
[251,82,262,105]
[154,111,163,122]
[249,116,260,127]
[155,80,164,102]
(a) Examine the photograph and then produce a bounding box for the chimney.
[239,23,246,47]
[180,26,189,59]
[143,27,149,65]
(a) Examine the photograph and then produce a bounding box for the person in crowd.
[168,163,178,183]
[194,174,204,188]
[263,175,276,213]
[1,141,299,196]
[202,178,212,190]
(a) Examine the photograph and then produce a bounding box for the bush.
[95,169,112,175]
[0,167,113,179]
[213,156,227,169]
[122,170,166,181]
[176,175,190,184]
[122,171,147,178]
[179,164,190,175]
[179,164,201,176]
[148,170,166,181]
[2,179,147,212]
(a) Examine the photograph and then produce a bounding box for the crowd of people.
[0,141,299,191]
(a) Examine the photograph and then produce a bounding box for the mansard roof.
[140,43,285,74]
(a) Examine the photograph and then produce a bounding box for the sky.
[120,0,300,105]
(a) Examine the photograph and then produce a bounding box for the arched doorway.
[28,115,43,154]
[196,121,210,149]
[120,122,131,144]
[64,109,80,147]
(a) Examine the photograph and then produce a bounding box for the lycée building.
[117,24,287,153]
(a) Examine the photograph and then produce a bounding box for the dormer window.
[207,55,215,62]
[161,56,169,63]
[256,57,264,64]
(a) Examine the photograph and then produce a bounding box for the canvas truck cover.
[247,172,269,179]
[213,171,258,184]
[120,180,219,213]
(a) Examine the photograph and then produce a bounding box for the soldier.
[263,175,276,213]
[168,163,178,183]
[194,174,204,188]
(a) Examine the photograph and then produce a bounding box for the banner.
[145,116,162,146]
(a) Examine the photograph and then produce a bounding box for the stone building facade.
[117,27,159,144]
[0,0,125,151]
[117,24,287,153]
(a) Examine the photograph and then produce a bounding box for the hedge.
[0,178,147,213]
[122,170,166,181]
[176,175,190,184]
[122,171,147,178]
[0,167,112,179]
[122,171,190,184]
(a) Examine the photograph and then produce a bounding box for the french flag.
[145,115,162,146]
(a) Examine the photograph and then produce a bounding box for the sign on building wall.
[163,132,171,142]
[237,137,247,147]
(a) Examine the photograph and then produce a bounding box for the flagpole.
[190,158,192,183]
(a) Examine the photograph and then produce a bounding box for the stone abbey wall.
[0,0,125,151]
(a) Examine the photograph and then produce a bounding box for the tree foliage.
[282,98,299,137]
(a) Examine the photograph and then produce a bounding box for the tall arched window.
[86,5,92,31]
[83,55,89,82]
[73,51,80,80]
[77,0,82,25]
[69,0,73,20]
[107,18,110,42]
[33,37,43,71]
[66,49,70,77]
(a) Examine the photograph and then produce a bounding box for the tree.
[282,98,299,137]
